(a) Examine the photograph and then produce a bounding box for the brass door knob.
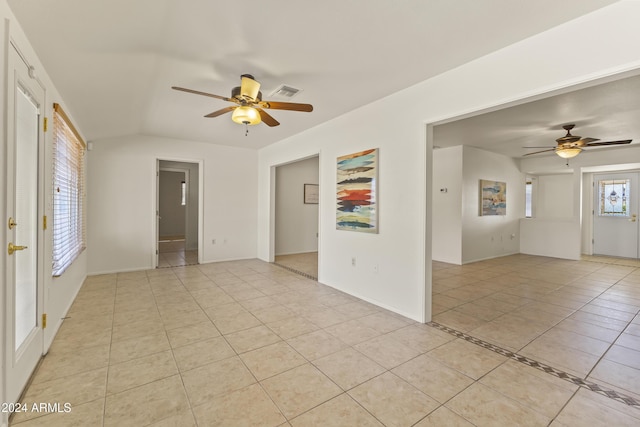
[8,243,28,255]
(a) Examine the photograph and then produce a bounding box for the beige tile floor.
[10,254,640,426]
[158,238,198,268]
[275,252,318,279]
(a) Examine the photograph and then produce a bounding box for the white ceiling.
[434,71,640,159]
[8,0,619,150]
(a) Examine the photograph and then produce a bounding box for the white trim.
[154,157,204,267]
[422,123,432,323]
[269,153,321,268]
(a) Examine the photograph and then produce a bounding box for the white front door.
[5,44,45,403]
[593,172,639,258]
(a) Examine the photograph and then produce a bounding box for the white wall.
[536,174,574,219]
[521,218,582,259]
[519,172,581,259]
[433,146,525,265]
[521,143,640,260]
[462,146,524,263]
[259,119,428,321]
[582,172,595,255]
[159,170,186,237]
[257,1,640,322]
[1,2,89,422]
[432,146,463,264]
[275,157,319,255]
[87,135,258,274]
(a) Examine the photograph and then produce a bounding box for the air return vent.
[271,84,302,98]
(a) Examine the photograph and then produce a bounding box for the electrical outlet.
[373,264,379,274]
[212,239,216,244]
[351,257,356,267]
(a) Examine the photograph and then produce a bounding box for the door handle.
[8,243,28,255]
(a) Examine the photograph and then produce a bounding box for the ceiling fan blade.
[172,86,235,102]
[204,106,236,118]
[256,108,280,127]
[584,139,632,147]
[523,146,557,148]
[258,101,313,112]
[523,148,557,156]
[577,137,599,144]
[240,75,261,101]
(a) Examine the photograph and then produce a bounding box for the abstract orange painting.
[336,148,378,233]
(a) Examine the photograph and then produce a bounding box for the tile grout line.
[427,321,640,408]
[142,271,203,423]
[277,259,640,409]
[278,258,640,409]
[273,262,318,281]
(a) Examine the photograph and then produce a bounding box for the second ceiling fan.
[524,124,632,159]
[172,74,313,129]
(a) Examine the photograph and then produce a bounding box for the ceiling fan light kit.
[555,147,581,159]
[172,74,313,135]
[232,106,261,125]
[523,124,632,159]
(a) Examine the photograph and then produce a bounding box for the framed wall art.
[480,179,506,216]
[304,184,319,204]
[336,148,378,233]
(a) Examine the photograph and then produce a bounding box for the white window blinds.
[52,103,86,276]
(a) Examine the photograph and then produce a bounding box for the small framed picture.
[304,184,319,204]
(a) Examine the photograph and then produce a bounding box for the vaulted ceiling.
[8,0,619,150]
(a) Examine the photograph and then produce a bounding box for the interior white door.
[5,44,45,403]
[593,172,639,258]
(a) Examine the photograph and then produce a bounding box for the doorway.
[4,43,46,403]
[274,156,319,279]
[156,160,200,267]
[593,171,639,258]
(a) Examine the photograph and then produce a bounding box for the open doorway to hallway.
[273,156,319,279]
[157,160,200,267]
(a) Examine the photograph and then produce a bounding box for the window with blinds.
[52,103,86,276]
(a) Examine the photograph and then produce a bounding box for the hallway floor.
[158,238,198,268]
[10,255,640,426]
[275,252,318,280]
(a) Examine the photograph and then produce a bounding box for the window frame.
[525,180,533,218]
[52,103,86,277]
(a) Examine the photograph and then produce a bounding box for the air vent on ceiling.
[271,84,302,98]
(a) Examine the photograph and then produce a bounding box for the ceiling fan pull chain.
[245,122,249,136]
